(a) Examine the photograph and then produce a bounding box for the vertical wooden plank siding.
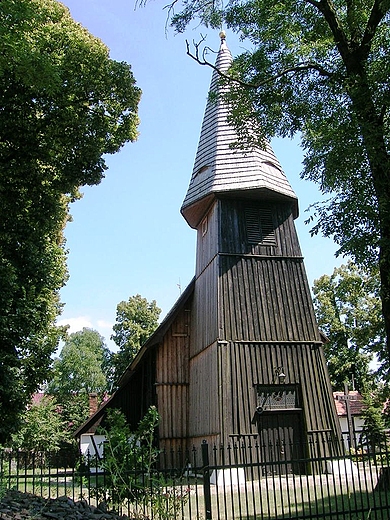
[196,202,219,277]
[155,307,190,444]
[190,258,219,357]
[219,256,319,342]
[188,342,220,439]
[219,342,340,439]
[108,351,157,431]
[220,199,301,257]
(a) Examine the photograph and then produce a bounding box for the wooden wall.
[190,257,219,357]
[219,199,301,257]
[188,341,221,441]
[217,341,340,439]
[219,255,320,342]
[155,304,191,448]
[217,198,319,342]
[183,195,337,448]
[107,350,156,432]
[195,201,219,276]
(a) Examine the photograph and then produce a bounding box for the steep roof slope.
[181,33,299,228]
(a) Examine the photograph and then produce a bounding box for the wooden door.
[257,410,305,474]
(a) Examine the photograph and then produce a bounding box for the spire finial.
[219,30,226,42]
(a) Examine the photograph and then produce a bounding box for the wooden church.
[77,33,341,466]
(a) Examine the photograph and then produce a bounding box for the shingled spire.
[181,32,298,229]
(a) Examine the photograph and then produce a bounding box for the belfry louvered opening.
[245,206,276,246]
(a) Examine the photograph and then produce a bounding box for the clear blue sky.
[59,0,344,350]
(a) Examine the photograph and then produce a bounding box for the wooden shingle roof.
[181,33,299,228]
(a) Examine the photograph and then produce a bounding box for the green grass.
[182,473,390,520]
[2,466,390,519]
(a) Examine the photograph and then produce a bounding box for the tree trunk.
[347,74,390,367]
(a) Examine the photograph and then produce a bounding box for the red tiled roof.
[31,392,46,406]
[333,391,366,417]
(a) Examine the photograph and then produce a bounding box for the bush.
[95,407,189,519]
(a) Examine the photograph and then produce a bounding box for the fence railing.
[1,433,390,519]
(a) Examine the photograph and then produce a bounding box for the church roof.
[181,33,299,228]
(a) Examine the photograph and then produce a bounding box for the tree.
[360,389,387,453]
[111,295,161,383]
[168,1,390,366]
[48,328,111,396]
[313,262,386,390]
[10,395,69,452]
[0,0,140,442]
[47,328,113,432]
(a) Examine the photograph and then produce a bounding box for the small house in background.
[31,392,46,406]
[78,394,105,460]
[76,33,341,471]
[334,391,366,448]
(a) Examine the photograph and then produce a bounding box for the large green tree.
[0,0,141,443]
[47,328,112,432]
[168,1,390,366]
[10,395,69,452]
[111,295,161,384]
[313,262,386,390]
[47,328,111,397]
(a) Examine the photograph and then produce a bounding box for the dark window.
[245,207,276,246]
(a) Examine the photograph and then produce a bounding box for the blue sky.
[59,0,344,350]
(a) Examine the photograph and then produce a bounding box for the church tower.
[181,33,340,459]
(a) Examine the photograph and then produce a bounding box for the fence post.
[201,440,212,520]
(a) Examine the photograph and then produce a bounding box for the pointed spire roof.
[181,32,299,228]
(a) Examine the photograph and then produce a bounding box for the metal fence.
[1,433,390,519]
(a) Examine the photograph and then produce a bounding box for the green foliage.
[60,392,91,436]
[10,395,68,452]
[96,406,160,507]
[313,262,386,390]
[47,328,112,433]
[168,0,390,364]
[360,389,388,455]
[0,0,140,443]
[111,295,161,384]
[48,328,111,397]
[95,406,189,518]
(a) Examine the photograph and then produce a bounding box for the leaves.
[47,328,111,397]
[111,295,161,384]
[313,262,386,390]
[96,407,160,507]
[10,395,69,452]
[168,0,390,364]
[0,0,140,443]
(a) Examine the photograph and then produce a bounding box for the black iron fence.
[1,433,390,519]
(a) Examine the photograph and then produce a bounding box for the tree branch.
[306,0,351,61]
[361,0,390,56]
[186,39,334,90]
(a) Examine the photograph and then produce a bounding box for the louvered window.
[245,207,276,246]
